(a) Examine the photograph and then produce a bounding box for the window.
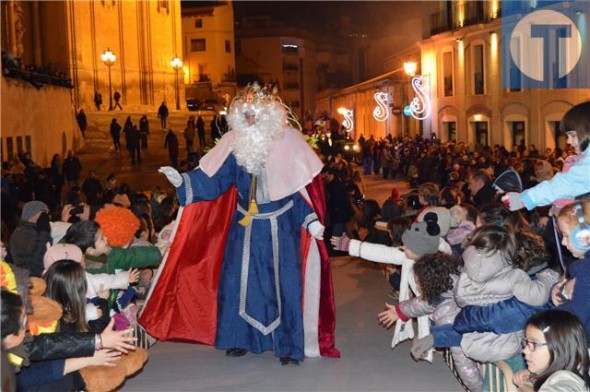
[474,121,488,146]
[473,44,484,94]
[25,135,31,153]
[191,39,206,52]
[194,19,203,28]
[225,40,231,53]
[6,137,13,160]
[509,35,522,92]
[446,121,456,141]
[442,51,453,97]
[511,121,525,148]
[16,136,23,154]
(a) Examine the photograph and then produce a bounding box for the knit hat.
[401,221,440,258]
[417,207,452,236]
[21,201,49,221]
[43,244,83,272]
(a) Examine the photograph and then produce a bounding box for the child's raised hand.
[551,278,567,306]
[101,318,136,353]
[377,302,398,329]
[97,284,110,299]
[330,235,351,252]
[89,349,121,367]
[512,369,532,388]
[128,268,140,284]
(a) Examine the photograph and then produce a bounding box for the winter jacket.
[8,222,52,277]
[522,148,590,209]
[555,251,590,343]
[25,332,95,362]
[86,246,161,275]
[455,246,560,362]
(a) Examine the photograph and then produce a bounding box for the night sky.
[183,1,426,38]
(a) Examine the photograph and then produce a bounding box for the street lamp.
[171,55,183,110]
[400,61,417,137]
[404,61,417,77]
[100,48,116,111]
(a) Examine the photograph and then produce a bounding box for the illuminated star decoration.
[372,92,390,122]
[408,76,431,120]
[304,135,319,149]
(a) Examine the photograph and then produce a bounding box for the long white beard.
[233,123,274,175]
[230,101,286,175]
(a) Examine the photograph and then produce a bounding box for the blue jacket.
[556,251,590,343]
[522,148,590,210]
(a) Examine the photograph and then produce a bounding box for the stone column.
[32,1,42,66]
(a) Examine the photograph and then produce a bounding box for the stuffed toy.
[1,261,149,392]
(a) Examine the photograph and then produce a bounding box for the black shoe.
[279,357,300,366]
[225,348,248,357]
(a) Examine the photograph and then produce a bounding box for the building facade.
[319,0,590,151]
[1,0,183,164]
[181,1,236,105]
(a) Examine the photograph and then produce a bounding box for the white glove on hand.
[158,166,183,187]
[308,221,325,240]
[502,192,525,211]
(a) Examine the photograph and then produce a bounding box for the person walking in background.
[76,108,87,139]
[183,116,196,154]
[158,101,169,129]
[196,115,205,149]
[94,91,103,111]
[129,125,142,165]
[139,114,150,151]
[210,114,221,141]
[113,90,123,110]
[110,117,122,153]
[62,150,82,190]
[164,129,179,168]
[123,116,133,153]
[50,153,64,202]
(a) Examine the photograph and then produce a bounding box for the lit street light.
[100,48,116,111]
[401,61,417,137]
[171,55,183,110]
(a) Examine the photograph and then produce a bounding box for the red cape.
[139,175,339,358]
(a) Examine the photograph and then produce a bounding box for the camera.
[70,204,84,216]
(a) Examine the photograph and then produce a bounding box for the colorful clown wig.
[95,206,140,247]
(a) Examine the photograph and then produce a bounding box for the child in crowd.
[452,226,559,363]
[552,197,590,341]
[504,101,590,211]
[447,204,478,258]
[418,182,440,207]
[1,289,121,392]
[513,310,589,391]
[378,253,483,392]
[332,215,449,361]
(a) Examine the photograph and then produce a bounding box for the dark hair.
[387,217,412,247]
[44,260,88,332]
[479,203,528,232]
[471,169,491,184]
[419,183,440,206]
[560,101,590,153]
[359,199,381,228]
[513,230,550,272]
[468,224,516,262]
[1,289,23,339]
[460,203,479,224]
[63,220,100,253]
[413,253,460,303]
[526,310,589,391]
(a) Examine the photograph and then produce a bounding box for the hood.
[462,245,510,283]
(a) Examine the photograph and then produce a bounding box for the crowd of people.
[2,50,73,89]
[324,100,590,391]
[1,97,589,392]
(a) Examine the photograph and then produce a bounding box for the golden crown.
[234,82,280,104]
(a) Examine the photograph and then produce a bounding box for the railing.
[2,60,73,89]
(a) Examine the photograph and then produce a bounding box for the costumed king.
[139,83,339,365]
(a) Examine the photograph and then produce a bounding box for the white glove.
[502,192,525,211]
[308,221,325,240]
[158,166,183,187]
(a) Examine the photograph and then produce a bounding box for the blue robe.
[177,154,318,360]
